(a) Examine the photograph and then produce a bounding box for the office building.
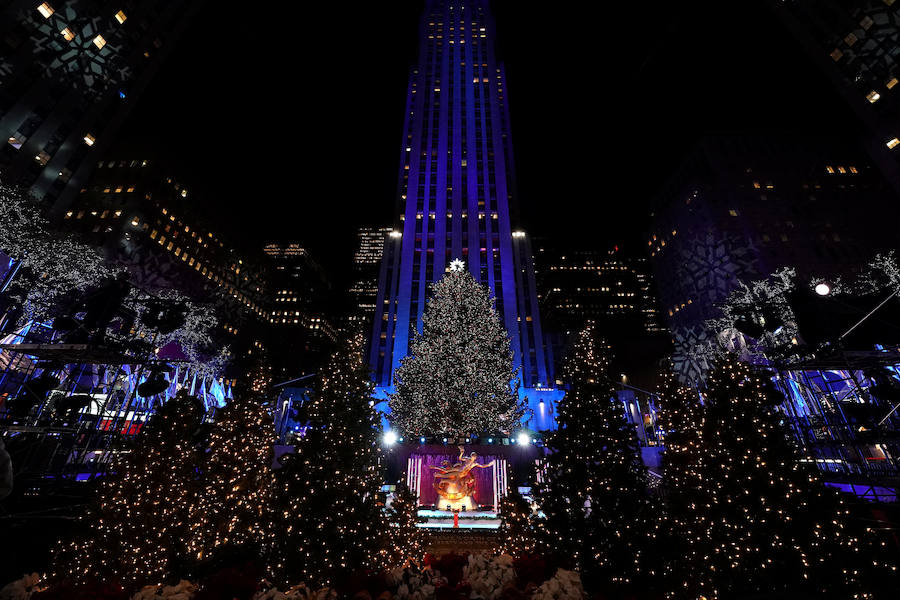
[0,1,199,217]
[535,243,663,337]
[349,226,392,324]
[649,135,900,382]
[64,157,267,327]
[534,242,667,385]
[368,0,558,428]
[264,242,337,378]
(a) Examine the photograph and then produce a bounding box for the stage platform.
[417,508,501,530]
[424,528,499,554]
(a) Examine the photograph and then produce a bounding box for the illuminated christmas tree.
[53,392,203,590]
[389,260,526,436]
[655,365,710,598]
[382,482,426,569]
[496,490,539,558]
[186,393,276,566]
[664,355,895,599]
[0,180,117,323]
[272,331,386,586]
[533,323,659,594]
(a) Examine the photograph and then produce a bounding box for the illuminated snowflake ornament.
[449,258,466,272]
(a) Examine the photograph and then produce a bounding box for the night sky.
[113,1,858,289]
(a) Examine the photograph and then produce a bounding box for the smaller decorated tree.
[663,355,897,599]
[534,322,660,595]
[53,392,203,590]
[389,259,526,436]
[496,490,539,558]
[655,364,709,597]
[186,393,276,567]
[381,482,426,569]
[272,331,386,587]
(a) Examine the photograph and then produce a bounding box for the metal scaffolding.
[0,320,229,488]
[774,347,900,501]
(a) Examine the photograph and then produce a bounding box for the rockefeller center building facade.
[369,0,559,430]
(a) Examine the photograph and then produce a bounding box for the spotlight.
[815,282,831,296]
[516,431,530,446]
[420,436,426,444]
[137,372,168,397]
[383,430,398,446]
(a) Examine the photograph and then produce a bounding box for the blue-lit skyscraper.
[369,0,559,430]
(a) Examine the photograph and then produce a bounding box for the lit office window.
[7,133,26,149]
[93,34,106,49]
[83,133,95,146]
[867,90,881,103]
[114,10,126,24]
[887,78,899,90]
[61,27,74,41]
[37,3,54,18]
[887,138,900,149]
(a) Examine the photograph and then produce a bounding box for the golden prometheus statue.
[429,446,495,506]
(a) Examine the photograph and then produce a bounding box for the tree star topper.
[449,258,466,272]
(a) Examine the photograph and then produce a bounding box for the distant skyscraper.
[649,135,899,382]
[533,242,667,387]
[264,242,337,377]
[349,226,392,323]
[535,244,663,337]
[0,1,199,216]
[369,0,557,428]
